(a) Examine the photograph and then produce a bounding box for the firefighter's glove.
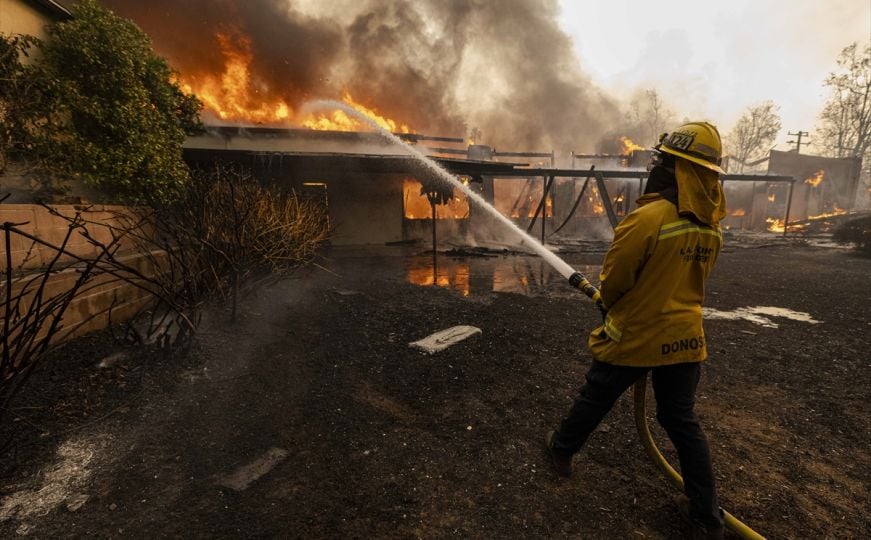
[596,301,608,323]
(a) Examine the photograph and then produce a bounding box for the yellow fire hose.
[568,272,765,539]
[633,374,766,539]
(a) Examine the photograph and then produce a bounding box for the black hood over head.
[644,152,677,206]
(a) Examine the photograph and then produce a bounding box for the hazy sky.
[558,0,871,151]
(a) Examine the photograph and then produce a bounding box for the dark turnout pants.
[552,360,723,530]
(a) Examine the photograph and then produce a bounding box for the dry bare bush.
[0,166,329,433]
[169,164,330,320]
[0,203,168,435]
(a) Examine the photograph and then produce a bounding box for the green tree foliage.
[725,101,781,173]
[0,34,57,174]
[0,0,201,204]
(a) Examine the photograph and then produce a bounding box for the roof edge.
[26,0,73,20]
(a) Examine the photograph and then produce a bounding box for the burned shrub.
[165,164,330,321]
[0,211,105,417]
[833,215,871,256]
[0,167,329,424]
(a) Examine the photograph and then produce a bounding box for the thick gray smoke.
[99,0,622,151]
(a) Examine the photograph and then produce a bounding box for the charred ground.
[0,241,869,539]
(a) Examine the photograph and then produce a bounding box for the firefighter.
[546,122,729,539]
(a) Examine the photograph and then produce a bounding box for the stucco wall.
[325,174,404,245]
[0,0,53,40]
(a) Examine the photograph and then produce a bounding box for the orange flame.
[731,209,746,217]
[619,136,645,155]
[179,29,412,131]
[807,207,847,220]
[590,185,605,215]
[766,207,847,233]
[804,170,825,187]
[180,31,291,124]
[767,194,776,203]
[766,217,785,233]
[592,201,605,215]
[302,91,411,133]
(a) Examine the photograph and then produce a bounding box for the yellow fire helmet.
[656,121,725,174]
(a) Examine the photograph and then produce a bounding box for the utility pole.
[787,131,810,153]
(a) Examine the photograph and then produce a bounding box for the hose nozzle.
[568,271,599,300]
[568,271,607,318]
[568,271,584,289]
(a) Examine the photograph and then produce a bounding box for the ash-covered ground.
[1,239,868,539]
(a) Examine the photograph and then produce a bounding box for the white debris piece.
[702,306,821,328]
[97,352,127,369]
[216,447,288,491]
[409,325,482,354]
[334,289,362,296]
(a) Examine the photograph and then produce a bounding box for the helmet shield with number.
[656,122,725,174]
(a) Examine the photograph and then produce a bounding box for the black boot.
[675,495,725,540]
[544,431,573,478]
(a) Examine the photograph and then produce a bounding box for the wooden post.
[783,179,795,237]
[3,224,11,367]
[543,175,555,243]
[431,200,438,286]
[594,172,619,229]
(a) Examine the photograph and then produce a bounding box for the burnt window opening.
[402,178,471,220]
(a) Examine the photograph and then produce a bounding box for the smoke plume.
[99,0,622,151]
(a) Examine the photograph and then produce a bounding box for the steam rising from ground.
[100,0,621,150]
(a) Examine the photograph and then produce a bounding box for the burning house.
[93,0,856,243]
[182,125,653,246]
[90,0,648,246]
[720,150,863,233]
[183,126,520,245]
[768,150,862,223]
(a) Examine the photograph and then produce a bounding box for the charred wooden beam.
[594,172,619,229]
[396,133,465,144]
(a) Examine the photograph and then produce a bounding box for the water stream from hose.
[301,100,577,279]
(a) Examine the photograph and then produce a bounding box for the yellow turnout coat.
[588,160,726,367]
